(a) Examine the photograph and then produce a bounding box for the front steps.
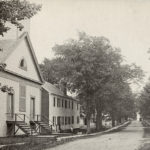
[35,121,52,134]
[6,121,38,136]
[6,114,57,136]
[15,121,38,136]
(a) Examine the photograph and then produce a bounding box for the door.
[7,94,14,119]
[30,97,35,120]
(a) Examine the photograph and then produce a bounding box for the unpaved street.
[48,120,144,150]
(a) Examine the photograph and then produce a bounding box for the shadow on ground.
[138,121,150,150]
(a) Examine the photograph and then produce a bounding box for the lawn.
[0,136,57,150]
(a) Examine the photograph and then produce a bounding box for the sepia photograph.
[0,0,150,149]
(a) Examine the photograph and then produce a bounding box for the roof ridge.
[0,32,44,83]
[45,81,63,93]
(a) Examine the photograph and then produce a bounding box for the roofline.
[1,40,19,63]
[51,93,79,102]
[5,69,43,85]
[19,32,44,83]
[42,82,79,102]
[2,32,44,83]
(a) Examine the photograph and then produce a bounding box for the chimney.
[16,19,30,38]
[59,79,67,95]
[0,19,30,40]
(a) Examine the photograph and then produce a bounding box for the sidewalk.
[0,121,130,150]
[56,121,130,142]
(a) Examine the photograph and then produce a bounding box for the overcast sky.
[29,0,150,89]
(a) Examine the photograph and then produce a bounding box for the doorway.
[7,94,14,119]
[30,97,35,121]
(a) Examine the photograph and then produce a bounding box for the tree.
[0,0,41,93]
[138,81,150,119]
[102,63,143,126]
[40,32,144,132]
[0,0,41,36]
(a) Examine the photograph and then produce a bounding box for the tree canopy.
[40,32,144,132]
[138,80,150,118]
[0,0,41,36]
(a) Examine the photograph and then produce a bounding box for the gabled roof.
[42,82,64,96]
[0,32,44,83]
[0,39,16,62]
[42,82,79,102]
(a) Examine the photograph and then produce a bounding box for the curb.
[0,142,25,149]
[56,121,130,142]
[0,121,130,150]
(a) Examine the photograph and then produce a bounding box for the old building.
[0,19,81,137]
[0,31,44,136]
[41,82,80,132]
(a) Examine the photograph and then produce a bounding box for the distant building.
[136,112,141,121]
[42,82,80,132]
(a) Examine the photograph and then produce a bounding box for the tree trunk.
[118,117,122,124]
[125,116,128,121]
[86,98,91,134]
[96,107,103,131]
[86,115,91,134]
[111,113,115,127]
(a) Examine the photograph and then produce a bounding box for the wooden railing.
[34,114,60,132]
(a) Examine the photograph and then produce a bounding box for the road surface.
[47,120,144,150]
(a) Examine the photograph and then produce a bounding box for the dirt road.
[47,120,144,150]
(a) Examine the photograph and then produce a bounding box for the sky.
[29,0,150,90]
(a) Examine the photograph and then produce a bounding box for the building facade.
[0,19,81,136]
[42,82,80,132]
[0,32,44,136]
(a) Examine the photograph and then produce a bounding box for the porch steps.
[15,121,38,136]
[35,121,52,134]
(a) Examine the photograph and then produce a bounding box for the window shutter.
[19,85,26,112]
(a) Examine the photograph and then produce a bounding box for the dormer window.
[19,58,27,71]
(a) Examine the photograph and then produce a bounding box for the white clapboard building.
[41,82,80,133]
[0,31,44,136]
[0,20,80,137]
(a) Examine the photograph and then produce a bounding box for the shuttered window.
[72,116,74,124]
[77,116,80,124]
[19,85,26,112]
[53,97,56,107]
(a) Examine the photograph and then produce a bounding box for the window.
[57,98,61,107]
[69,101,70,108]
[62,99,64,107]
[19,85,26,112]
[65,116,67,125]
[53,97,56,107]
[77,103,79,110]
[19,58,27,71]
[68,117,70,125]
[72,101,74,109]
[61,117,64,125]
[59,99,62,107]
[65,100,67,108]
[53,116,56,125]
[77,116,80,124]
[72,116,74,124]
[57,116,61,125]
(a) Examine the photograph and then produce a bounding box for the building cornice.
[4,69,43,85]
[51,93,79,102]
